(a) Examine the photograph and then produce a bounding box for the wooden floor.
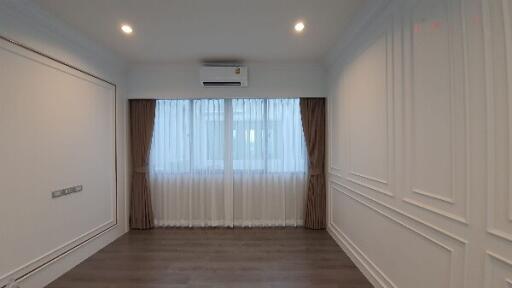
[47,228,372,288]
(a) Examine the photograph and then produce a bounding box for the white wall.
[326,0,512,287]
[128,62,326,99]
[0,0,129,287]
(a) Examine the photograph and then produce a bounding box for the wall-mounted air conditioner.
[200,64,248,87]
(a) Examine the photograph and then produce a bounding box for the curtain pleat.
[232,99,306,227]
[129,99,156,230]
[150,100,226,227]
[300,98,326,230]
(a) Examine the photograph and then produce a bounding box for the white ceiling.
[34,0,367,63]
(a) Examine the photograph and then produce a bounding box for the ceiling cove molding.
[324,0,394,69]
[0,0,126,73]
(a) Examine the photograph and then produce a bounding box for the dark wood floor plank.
[46,228,372,288]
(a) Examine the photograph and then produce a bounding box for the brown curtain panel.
[129,99,156,230]
[300,98,326,230]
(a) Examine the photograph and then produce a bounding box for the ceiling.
[34,0,367,63]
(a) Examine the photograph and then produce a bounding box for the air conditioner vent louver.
[200,65,247,87]
[202,82,242,87]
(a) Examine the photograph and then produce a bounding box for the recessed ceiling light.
[294,21,305,33]
[121,24,133,35]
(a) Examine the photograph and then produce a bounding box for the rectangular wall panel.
[485,0,512,243]
[402,0,469,224]
[330,185,466,288]
[485,252,512,288]
[333,14,396,198]
[347,36,389,184]
[327,0,512,287]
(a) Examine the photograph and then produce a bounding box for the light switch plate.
[51,185,83,199]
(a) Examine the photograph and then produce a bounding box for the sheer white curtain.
[150,100,229,226]
[149,98,306,227]
[233,99,306,226]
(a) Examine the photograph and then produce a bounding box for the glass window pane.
[150,100,191,172]
[191,99,225,171]
[233,98,306,172]
[267,99,306,172]
[232,99,266,171]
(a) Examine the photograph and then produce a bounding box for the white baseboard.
[327,224,391,288]
[17,225,126,288]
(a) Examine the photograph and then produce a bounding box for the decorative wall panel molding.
[329,15,396,199]
[402,0,470,224]
[345,21,395,198]
[485,251,512,288]
[329,183,467,288]
[484,0,512,243]
[329,220,398,288]
[328,0,512,288]
[327,0,512,287]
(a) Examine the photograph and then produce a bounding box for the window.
[232,99,266,170]
[232,98,306,172]
[150,99,224,173]
[149,98,307,227]
[150,100,191,172]
[150,98,306,174]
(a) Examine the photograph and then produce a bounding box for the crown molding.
[324,0,394,69]
[0,0,127,76]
